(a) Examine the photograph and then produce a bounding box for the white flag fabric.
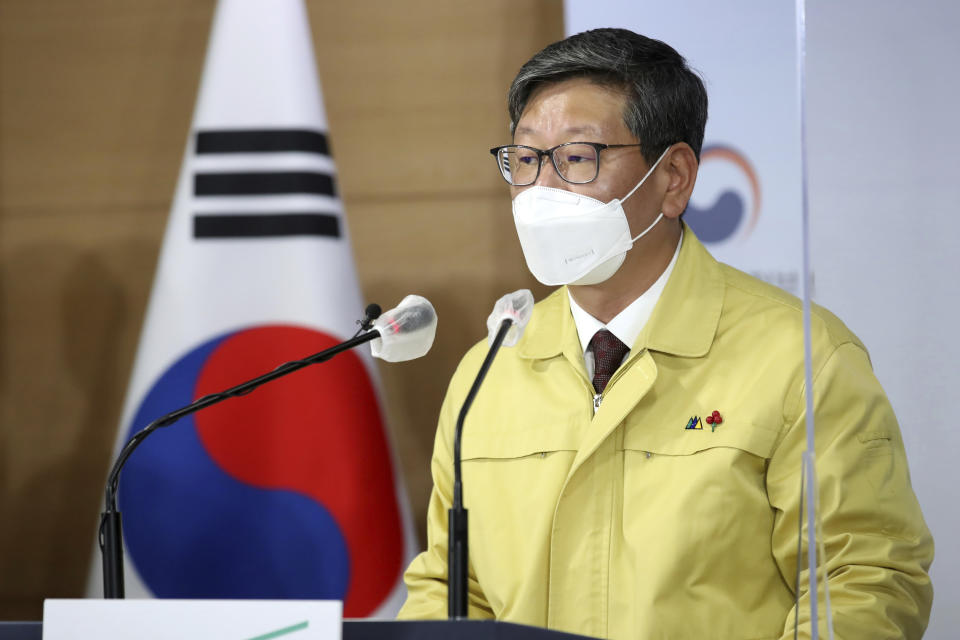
[87,0,414,617]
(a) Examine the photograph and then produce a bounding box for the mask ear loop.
[619,146,672,243]
[628,211,665,244]
[619,145,671,203]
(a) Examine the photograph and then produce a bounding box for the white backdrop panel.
[566,0,804,293]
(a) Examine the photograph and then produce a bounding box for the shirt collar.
[568,229,684,355]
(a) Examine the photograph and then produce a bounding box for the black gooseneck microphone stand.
[448,317,512,618]
[100,305,381,598]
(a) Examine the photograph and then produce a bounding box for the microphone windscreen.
[486,289,535,347]
[370,295,437,362]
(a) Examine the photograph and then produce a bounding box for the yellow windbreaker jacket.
[399,230,933,639]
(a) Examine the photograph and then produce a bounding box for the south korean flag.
[88,0,415,618]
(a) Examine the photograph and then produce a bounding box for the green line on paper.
[243,620,309,640]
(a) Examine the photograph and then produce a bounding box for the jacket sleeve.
[767,341,934,640]
[397,355,495,620]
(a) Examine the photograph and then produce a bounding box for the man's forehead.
[513,78,629,138]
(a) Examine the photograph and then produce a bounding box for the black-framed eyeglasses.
[489,141,644,186]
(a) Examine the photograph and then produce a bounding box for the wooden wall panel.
[0,0,562,619]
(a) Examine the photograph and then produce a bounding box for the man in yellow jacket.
[398,28,933,639]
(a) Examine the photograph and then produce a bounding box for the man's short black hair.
[508,28,708,164]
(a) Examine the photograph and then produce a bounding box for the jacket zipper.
[592,349,643,412]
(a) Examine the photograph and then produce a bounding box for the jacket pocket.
[618,420,784,614]
[458,420,581,594]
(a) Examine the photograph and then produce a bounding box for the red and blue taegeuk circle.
[118,325,403,616]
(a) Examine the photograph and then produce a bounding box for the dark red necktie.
[589,329,629,394]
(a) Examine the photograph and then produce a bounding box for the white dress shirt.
[568,230,683,384]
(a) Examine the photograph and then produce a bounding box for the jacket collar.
[519,224,723,361]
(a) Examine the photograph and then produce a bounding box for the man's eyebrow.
[514,125,605,137]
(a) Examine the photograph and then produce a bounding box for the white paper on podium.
[43,599,342,640]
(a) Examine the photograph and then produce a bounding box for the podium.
[345,621,597,640]
[0,620,599,640]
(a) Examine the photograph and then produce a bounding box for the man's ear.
[661,143,699,220]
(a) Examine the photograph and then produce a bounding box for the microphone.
[485,288,535,347]
[370,294,438,362]
[358,303,382,332]
[100,296,435,598]
[448,289,534,619]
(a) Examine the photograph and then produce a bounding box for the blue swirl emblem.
[685,144,761,244]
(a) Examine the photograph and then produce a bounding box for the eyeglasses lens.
[497,144,599,185]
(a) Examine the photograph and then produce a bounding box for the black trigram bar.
[195,172,336,197]
[196,129,330,155]
[194,213,341,239]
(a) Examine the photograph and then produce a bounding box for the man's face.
[511,77,661,235]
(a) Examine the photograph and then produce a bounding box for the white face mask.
[511,147,669,286]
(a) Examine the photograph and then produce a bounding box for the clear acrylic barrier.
[805,3,960,638]
[565,0,958,637]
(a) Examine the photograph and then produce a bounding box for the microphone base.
[447,506,469,618]
[100,510,125,598]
